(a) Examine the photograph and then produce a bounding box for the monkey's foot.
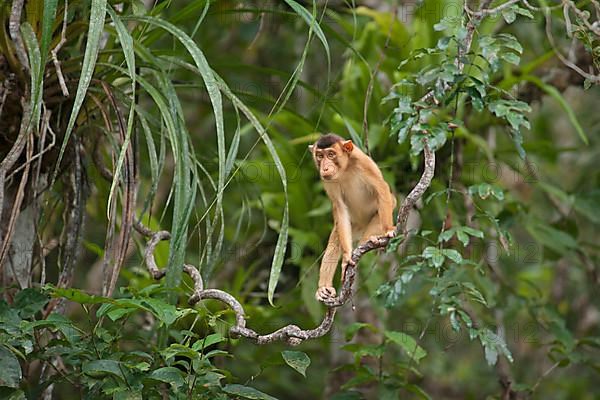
[367,229,396,243]
[316,286,337,302]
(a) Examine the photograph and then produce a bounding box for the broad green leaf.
[456,230,469,246]
[148,367,185,388]
[0,346,21,388]
[223,384,278,400]
[442,249,463,264]
[384,331,427,363]
[478,329,513,366]
[141,298,179,326]
[422,246,444,268]
[28,313,82,344]
[13,288,48,318]
[105,307,136,321]
[193,333,226,351]
[282,351,311,377]
[47,286,112,305]
[114,391,142,400]
[82,360,125,380]
[501,8,516,24]
[345,322,378,341]
[500,51,520,65]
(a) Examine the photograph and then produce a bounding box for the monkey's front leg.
[316,229,341,302]
[316,205,353,303]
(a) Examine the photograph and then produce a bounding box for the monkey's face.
[310,141,353,181]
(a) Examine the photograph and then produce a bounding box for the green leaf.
[105,307,135,321]
[105,6,136,221]
[54,0,107,179]
[500,52,520,65]
[463,282,488,306]
[422,246,444,268]
[478,329,513,366]
[40,0,58,63]
[484,344,498,366]
[514,6,534,18]
[384,331,427,363]
[129,15,218,292]
[345,322,377,341]
[450,311,461,332]
[114,391,142,400]
[477,183,492,199]
[282,0,330,65]
[524,75,588,145]
[501,8,516,24]
[282,351,311,377]
[438,228,455,243]
[223,384,278,400]
[442,249,463,264]
[148,367,185,388]
[463,227,484,238]
[28,313,81,344]
[193,333,226,351]
[48,286,112,305]
[0,346,21,388]
[13,288,48,318]
[526,220,577,255]
[574,190,600,223]
[20,23,42,133]
[509,129,527,159]
[82,360,125,380]
[141,298,179,326]
[214,75,289,306]
[456,230,469,246]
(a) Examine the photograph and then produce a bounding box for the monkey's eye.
[316,153,324,160]
[327,152,336,159]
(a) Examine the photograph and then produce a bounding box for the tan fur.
[309,136,396,302]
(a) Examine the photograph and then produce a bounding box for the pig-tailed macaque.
[309,134,396,302]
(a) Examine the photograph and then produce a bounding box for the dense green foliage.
[0,0,599,399]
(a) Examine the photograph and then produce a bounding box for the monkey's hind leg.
[359,214,392,245]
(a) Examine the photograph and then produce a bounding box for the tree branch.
[137,142,435,345]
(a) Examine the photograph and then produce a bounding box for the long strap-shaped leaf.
[214,75,289,306]
[20,23,41,133]
[156,55,292,305]
[283,0,330,65]
[53,0,107,181]
[105,6,136,220]
[97,62,196,293]
[127,15,227,283]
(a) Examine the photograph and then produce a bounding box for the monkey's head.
[308,134,354,181]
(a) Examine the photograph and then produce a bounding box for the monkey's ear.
[308,144,314,152]
[342,140,354,152]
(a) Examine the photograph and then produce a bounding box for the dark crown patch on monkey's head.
[316,133,344,149]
